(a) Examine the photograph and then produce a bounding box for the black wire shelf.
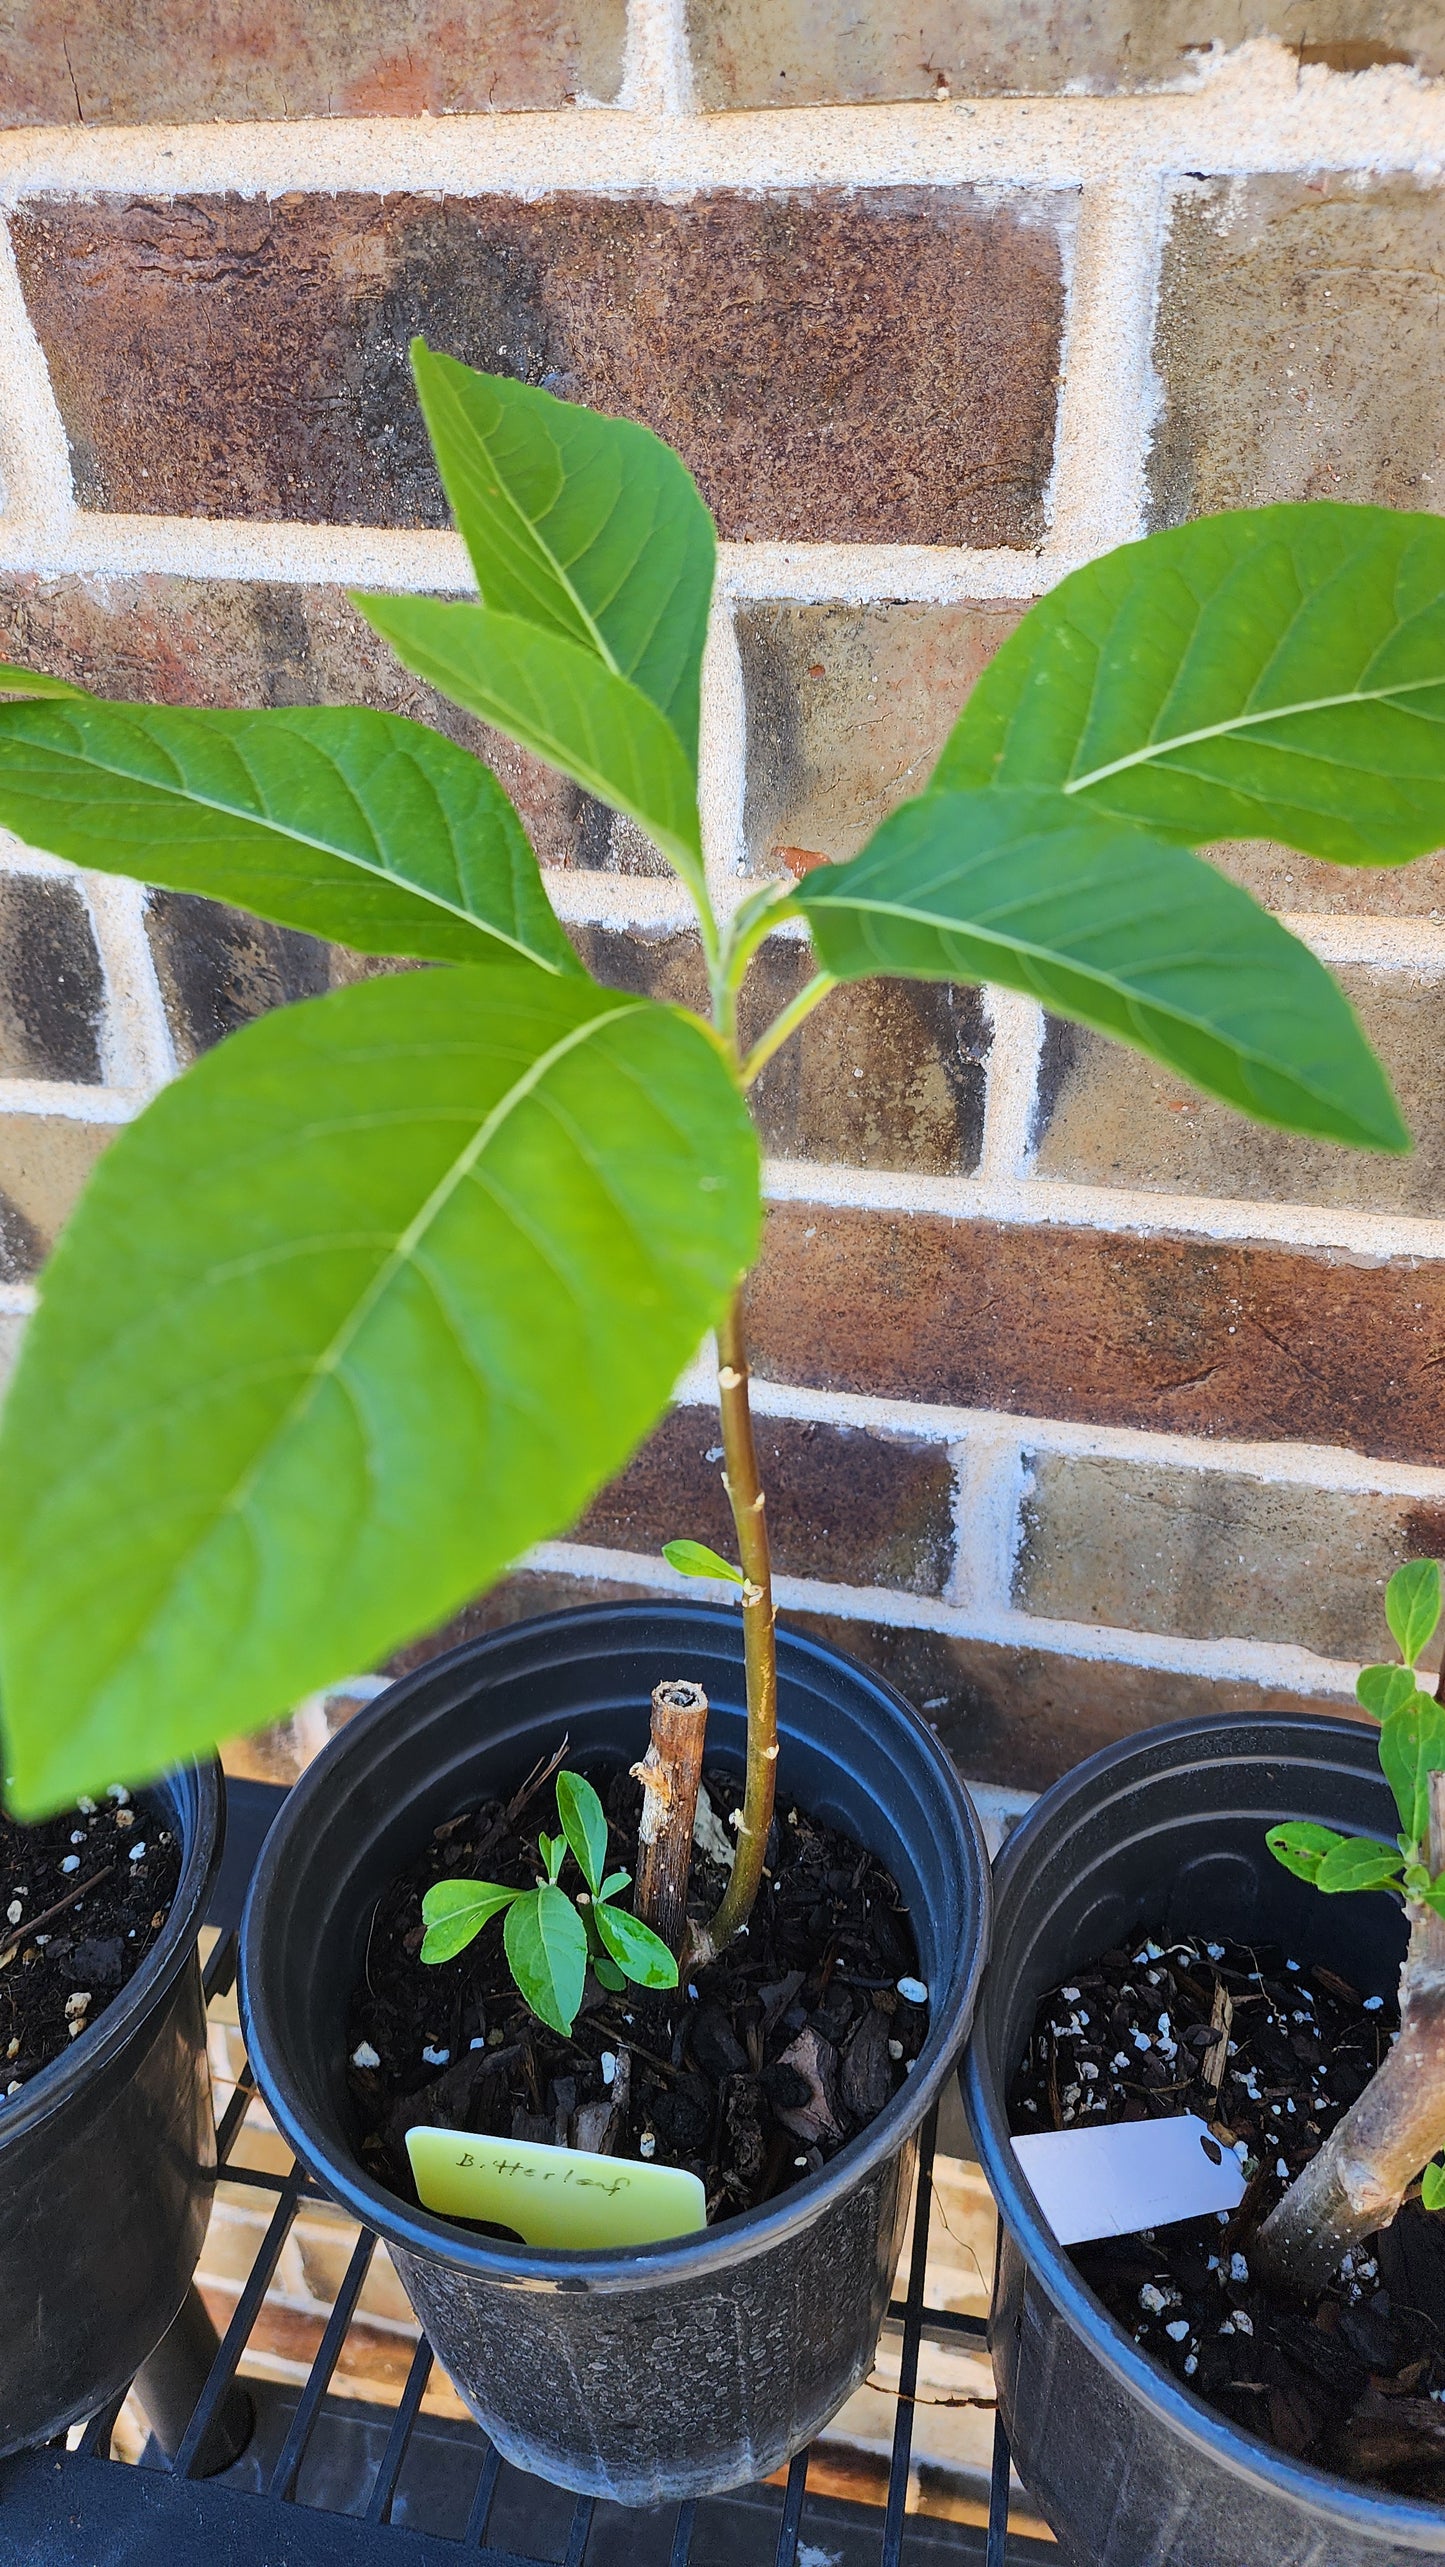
[0,1782,1048,2566]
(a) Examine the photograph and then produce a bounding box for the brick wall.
[1,6,1444,1812]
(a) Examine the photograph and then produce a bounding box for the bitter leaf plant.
[0,341,1442,2003]
[1251,1562,1445,2292]
[421,1769,676,2038]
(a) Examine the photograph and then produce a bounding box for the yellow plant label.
[405,2124,708,2250]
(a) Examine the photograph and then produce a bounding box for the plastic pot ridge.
[0,1758,224,2457]
[239,1602,989,2505]
[963,1711,1445,2567]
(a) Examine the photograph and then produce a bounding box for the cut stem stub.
[631,1679,709,1960]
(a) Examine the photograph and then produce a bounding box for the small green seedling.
[1254,1559,1445,2291]
[419,1770,678,2039]
[1267,1559,1445,1913]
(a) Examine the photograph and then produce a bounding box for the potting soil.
[348,1758,928,2227]
[0,1787,181,2101]
[1010,1935,1445,2502]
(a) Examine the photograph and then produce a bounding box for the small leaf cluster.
[1268,1560,1445,1912]
[419,1770,678,2039]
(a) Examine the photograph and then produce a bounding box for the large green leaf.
[0,695,580,973]
[937,504,1445,864]
[352,596,706,907]
[593,1899,680,1988]
[1313,1835,1407,1895]
[794,786,1407,1150]
[0,966,759,1814]
[411,346,715,767]
[1266,1821,1346,1885]
[504,1887,589,2037]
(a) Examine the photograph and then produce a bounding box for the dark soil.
[347,1754,928,2228]
[0,1784,181,2106]
[1009,1932,1445,2502]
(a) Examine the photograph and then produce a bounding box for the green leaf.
[598,1868,630,1900]
[353,597,707,911]
[411,345,715,769]
[538,1829,566,1884]
[1265,1821,1346,1884]
[504,1886,589,2036]
[1357,1662,1424,1721]
[0,965,759,1815]
[1379,1694,1445,1843]
[0,696,581,974]
[1313,1835,1406,1894]
[420,1876,519,1964]
[593,1900,681,1989]
[794,786,1406,1152]
[0,663,85,699]
[594,1952,627,1991]
[937,503,1445,865]
[1421,2159,1445,2213]
[1388,1559,1443,1667]
[556,1770,609,1897]
[662,1537,744,1584]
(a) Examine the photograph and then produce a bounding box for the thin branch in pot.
[632,1681,708,1959]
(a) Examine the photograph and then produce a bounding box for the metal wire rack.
[0,1784,1047,2566]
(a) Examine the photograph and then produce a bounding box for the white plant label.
[1011,2113,1246,2246]
[406,2125,707,2249]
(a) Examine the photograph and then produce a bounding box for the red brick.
[0,0,625,125]
[687,0,1443,108]
[12,191,1067,546]
[793,1609,1354,1791]
[0,875,104,1084]
[574,1403,956,1593]
[744,1204,1445,1465]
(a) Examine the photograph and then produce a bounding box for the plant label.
[1012,2113,1247,2246]
[406,2125,708,2249]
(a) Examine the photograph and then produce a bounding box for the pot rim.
[0,1756,224,2150]
[963,1707,1445,2546]
[241,1599,990,2290]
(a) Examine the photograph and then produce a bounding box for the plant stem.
[631,1678,709,1957]
[694,1297,777,1961]
[1254,1771,1445,2295]
[741,972,837,1088]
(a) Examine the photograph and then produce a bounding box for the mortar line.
[947,1427,1031,1613]
[524,1533,1365,1698]
[0,53,1443,199]
[1044,171,1166,558]
[974,989,1046,1180]
[761,1154,1445,1259]
[620,0,695,116]
[0,212,72,541]
[663,1351,1445,1496]
[78,873,177,1092]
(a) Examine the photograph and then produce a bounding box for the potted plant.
[0,1756,223,2457]
[0,352,1436,2497]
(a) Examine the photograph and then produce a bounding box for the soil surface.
[1010,1932,1445,2501]
[348,1753,928,2228]
[0,1784,181,2106]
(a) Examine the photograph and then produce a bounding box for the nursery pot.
[961,1711,1445,2567]
[0,1758,224,2458]
[239,1601,989,2505]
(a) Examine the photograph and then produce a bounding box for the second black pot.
[962,1712,1445,2567]
[0,1758,224,2457]
[239,1602,989,2505]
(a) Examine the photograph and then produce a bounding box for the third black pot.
[239,1601,989,2505]
[0,1758,224,2457]
[962,1712,1445,2567]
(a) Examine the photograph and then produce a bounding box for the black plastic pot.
[239,1601,988,2505]
[961,1711,1445,2567]
[0,1758,224,2458]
